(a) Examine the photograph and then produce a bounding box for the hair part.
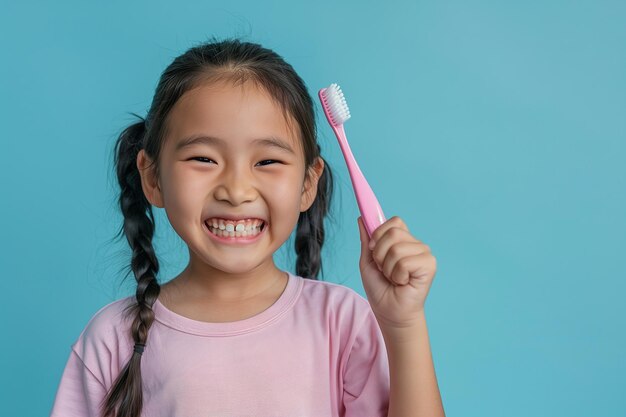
[103,36,335,417]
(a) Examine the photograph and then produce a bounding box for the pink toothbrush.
[319,83,386,238]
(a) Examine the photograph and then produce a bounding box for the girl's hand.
[357,215,438,329]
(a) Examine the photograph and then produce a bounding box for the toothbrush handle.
[332,124,387,238]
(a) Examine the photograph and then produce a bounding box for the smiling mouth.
[204,220,266,238]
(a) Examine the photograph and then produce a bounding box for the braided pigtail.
[101,115,161,417]
[294,145,335,280]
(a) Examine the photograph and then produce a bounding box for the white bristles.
[322,83,351,126]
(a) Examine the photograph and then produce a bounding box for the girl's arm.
[357,215,445,417]
[50,348,107,417]
[379,311,445,417]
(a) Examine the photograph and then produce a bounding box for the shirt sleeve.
[49,348,108,417]
[342,306,391,417]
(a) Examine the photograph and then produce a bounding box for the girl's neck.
[157,267,289,323]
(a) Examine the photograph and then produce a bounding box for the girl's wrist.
[376,310,428,345]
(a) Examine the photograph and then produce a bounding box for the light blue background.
[1,1,624,416]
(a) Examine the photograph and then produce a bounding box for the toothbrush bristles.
[322,83,351,126]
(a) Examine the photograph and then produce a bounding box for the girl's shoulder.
[70,296,136,358]
[300,276,368,300]
[79,295,136,332]
[298,276,375,320]
[64,296,142,389]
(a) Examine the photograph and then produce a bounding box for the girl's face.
[137,79,324,279]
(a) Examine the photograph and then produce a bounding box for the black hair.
[102,36,335,417]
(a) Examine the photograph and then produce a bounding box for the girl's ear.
[137,149,164,208]
[299,157,325,212]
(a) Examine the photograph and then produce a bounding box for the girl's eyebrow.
[175,134,295,155]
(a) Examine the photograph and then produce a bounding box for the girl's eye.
[190,157,215,163]
[257,160,280,166]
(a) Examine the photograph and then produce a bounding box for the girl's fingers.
[390,253,437,286]
[371,228,427,270]
[379,241,430,283]
[369,216,414,249]
[368,216,435,286]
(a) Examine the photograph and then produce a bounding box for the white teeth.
[209,219,263,229]
[206,220,265,238]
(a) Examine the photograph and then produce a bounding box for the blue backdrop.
[1,1,624,416]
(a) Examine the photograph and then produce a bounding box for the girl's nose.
[213,168,258,205]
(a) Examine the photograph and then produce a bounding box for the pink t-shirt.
[49,271,390,416]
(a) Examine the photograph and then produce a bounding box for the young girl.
[50,37,444,417]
